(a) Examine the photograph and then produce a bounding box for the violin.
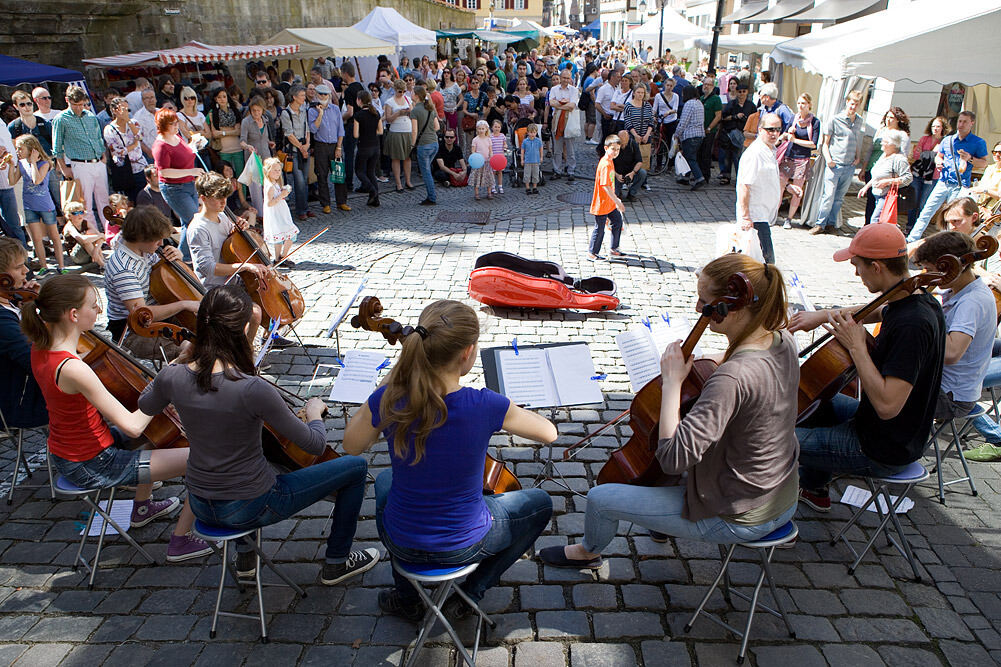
[796,254,963,423]
[592,273,755,487]
[351,296,522,495]
[219,207,304,327]
[1,273,191,451]
[124,307,338,471]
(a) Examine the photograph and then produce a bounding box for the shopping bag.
[639,142,652,172]
[715,223,764,262]
[674,152,691,178]
[668,135,680,160]
[238,152,264,187]
[60,178,84,210]
[330,159,346,184]
[877,184,899,225]
[564,109,582,139]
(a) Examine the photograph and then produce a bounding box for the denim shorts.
[51,429,152,489]
[24,209,57,225]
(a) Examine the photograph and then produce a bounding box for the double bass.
[796,254,963,423]
[350,296,522,495]
[126,307,339,471]
[577,273,756,487]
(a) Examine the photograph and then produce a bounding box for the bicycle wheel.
[649,134,669,176]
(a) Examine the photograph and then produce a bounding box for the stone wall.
[1,0,473,71]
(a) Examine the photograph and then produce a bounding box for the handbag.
[461,114,477,132]
[330,159,346,184]
[775,139,791,165]
[639,142,652,171]
[878,183,900,224]
[715,222,763,262]
[449,170,469,187]
[911,149,936,182]
[727,128,746,150]
[674,152,691,177]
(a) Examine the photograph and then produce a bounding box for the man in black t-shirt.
[340,62,364,193]
[790,224,946,511]
[719,84,756,184]
[612,131,647,202]
[432,130,468,185]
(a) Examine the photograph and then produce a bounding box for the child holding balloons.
[470,120,495,201]
[490,120,508,194]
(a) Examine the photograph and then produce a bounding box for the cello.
[586,273,756,486]
[796,254,963,423]
[0,274,190,451]
[970,214,1001,323]
[350,296,522,495]
[126,306,340,472]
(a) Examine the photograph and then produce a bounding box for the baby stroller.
[509,117,546,188]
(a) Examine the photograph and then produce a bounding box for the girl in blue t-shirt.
[9,134,64,276]
[344,299,556,622]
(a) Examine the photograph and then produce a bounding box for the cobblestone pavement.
[2,138,1000,666]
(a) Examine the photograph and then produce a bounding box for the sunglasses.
[993,150,1001,155]
[444,135,456,140]
[256,80,268,84]
[16,102,32,108]
[69,211,86,216]
[183,96,196,101]
[36,96,51,101]
[762,126,782,133]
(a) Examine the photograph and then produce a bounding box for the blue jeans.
[342,132,357,190]
[0,188,27,248]
[614,168,647,199]
[188,456,368,562]
[973,351,1001,443]
[753,221,774,264]
[159,181,199,261]
[582,483,796,553]
[681,137,704,183]
[871,193,888,224]
[375,470,552,603]
[416,142,439,203]
[286,151,310,217]
[814,164,855,229]
[906,178,937,232]
[907,180,961,243]
[589,209,623,255]
[796,394,908,490]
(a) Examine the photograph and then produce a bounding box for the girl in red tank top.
[22,275,212,562]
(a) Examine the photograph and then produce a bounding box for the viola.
[148,247,206,331]
[219,209,305,328]
[593,272,755,487]
[351,296,522,495]
[796,254,962,423]
[124,307,338,471]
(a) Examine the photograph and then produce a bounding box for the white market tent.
[693,33,787,56]
[628,9,710,48]
[507,19,562,38]
[263,28,395,60]
[352,7,437,48]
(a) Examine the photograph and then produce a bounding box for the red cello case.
[468,252,620,311]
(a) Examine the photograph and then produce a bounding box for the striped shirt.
[490,133,506,158]
[676,99,705,142]
[105,243,157,321]
[51,109,105,161]
[623,102,654,136]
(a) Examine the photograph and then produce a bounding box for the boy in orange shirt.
[588,134,626,261]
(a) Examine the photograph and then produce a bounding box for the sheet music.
[328,350,387,404]
[545,343,603,406]
[616,329,660,392]
[82,500,132,536]
[497,348,556,408]
[839,485,914,514]
[650,316,703,358]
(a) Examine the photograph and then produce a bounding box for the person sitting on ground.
[61,202,106,271]
[612,130,646,202]
[433,128,468,186]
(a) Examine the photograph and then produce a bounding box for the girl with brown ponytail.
[23,274,212,562]
[343,299,557,622]
[541,253,801,569]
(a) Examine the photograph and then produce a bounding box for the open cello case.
[468,251,620,311]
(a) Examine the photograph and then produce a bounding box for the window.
[465,0,479,8]
[514,0,527,9]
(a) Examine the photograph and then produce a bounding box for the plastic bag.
[331,159,346,184]
[675,152,691,177]
[715,223,764,262]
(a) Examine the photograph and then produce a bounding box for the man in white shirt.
[131,89,159,160]
[125,78,152,114]
[548,70,579,181]
[31,87,59,122]
[736,113,802,265]
[594,70,619,145]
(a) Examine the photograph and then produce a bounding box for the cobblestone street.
[1,138,1000,667]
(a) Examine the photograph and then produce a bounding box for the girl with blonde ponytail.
[24,274,213,562]
[541,253,801,569]
[344,299,557,622]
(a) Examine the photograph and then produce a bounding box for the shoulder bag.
[107,126,134,193]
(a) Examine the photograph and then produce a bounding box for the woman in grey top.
[139,285,380,585]
[540,253,800,569]
[858,129,913,225]
[411,85,442,206]
[239,97,275,214]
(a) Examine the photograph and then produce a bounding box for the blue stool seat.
[54,475,97,495]
[876,461,929,484]
[394,560,477,579]
[742,520,798,548]
[192,520,256,542]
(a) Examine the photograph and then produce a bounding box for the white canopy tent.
[628,9,710,49]
[506,19,562,38]
[693,33,787,56]
[352,7,438,64]
[767,0,1001,226]
[264,28,396,83]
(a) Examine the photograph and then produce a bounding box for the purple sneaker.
[166,533,215,562]
[131,497,180,527]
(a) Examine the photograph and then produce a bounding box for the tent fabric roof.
[584,18,600,31]
[723,1,768,24]
[0,55,86,86]
[693,33,788,55]
[82,41,299,68]
[436,29,523,44]
[742,0,814,24]
[263,28,395,59]
[770,0,1001,85]
[352,7,437,47]
[628,9,710,43]
[787,0,881,23]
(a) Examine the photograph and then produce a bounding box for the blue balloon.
[469,153,485,169]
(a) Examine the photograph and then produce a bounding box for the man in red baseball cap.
[788,223,946,512]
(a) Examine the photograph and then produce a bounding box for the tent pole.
[355,57,362,84]
[707,0,725,75]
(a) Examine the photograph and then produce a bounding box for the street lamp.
[657,0,665,58]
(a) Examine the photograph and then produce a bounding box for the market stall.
[263,27,396,83]
[0,55,91,106]
[352,7,437,65]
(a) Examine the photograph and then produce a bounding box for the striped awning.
[83,41,300,68]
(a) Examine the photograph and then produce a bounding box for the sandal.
[538,545,602,569]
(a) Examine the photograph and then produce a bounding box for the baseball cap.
[832,224,907,262]
[315,84,331,95]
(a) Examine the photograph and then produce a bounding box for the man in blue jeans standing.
[280,85,314,222]
[810,90,864,235]
[906,111,988,243]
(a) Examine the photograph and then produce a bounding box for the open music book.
[328,350,388,404]
[616,316,703,392]
[482,343,603,409]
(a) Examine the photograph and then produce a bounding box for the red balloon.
[489,154,508,171]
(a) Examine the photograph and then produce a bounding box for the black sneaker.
[419,198,436,206]
[567,174,575,182]
[236,550,257,579]
[320,548,380,585]
[550,172,561,180]
[441,592,475,621]
[268,335,297,349]
[379,588,424,622]
[648,530,669,544]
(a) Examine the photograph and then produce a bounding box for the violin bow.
[272,227,328,271]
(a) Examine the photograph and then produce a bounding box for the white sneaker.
[376,176,389,183]
[782,218,792,229]
[585,139,599,145]
[498,185,504,194]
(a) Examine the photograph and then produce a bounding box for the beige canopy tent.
[263,28,396,59]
